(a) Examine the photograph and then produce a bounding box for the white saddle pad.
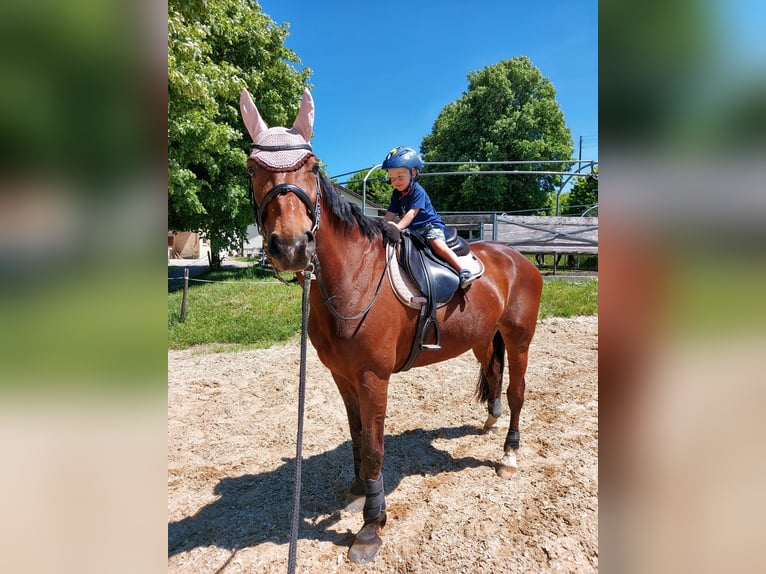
[385,244,485,309]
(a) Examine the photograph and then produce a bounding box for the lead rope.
[287,264,313,574]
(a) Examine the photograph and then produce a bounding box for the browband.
[251,143,313,152]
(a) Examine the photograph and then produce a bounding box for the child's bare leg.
[429,237,476,287]
[429,238,462,272]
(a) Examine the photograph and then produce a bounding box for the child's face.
[387,167,412,191]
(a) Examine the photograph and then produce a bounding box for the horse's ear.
[292,88,314,142]
[240,88,268,142]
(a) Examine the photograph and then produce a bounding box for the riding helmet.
[382,146,424,171]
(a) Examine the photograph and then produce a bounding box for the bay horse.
[240,88,542,564]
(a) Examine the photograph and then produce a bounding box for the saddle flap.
[399,230,459,307]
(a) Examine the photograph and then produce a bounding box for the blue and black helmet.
[382,146,424,173]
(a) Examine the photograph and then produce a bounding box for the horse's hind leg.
[483,396,504,434]
[474,331,505,434]
[497,328,533,479]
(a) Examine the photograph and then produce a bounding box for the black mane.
[318,171,384,241]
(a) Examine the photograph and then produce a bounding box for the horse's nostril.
[268,234,284,258]
[268,232,313,266]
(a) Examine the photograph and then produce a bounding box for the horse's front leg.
[348,371,389,564]
[332,374,365,511]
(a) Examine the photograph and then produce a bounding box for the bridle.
[247,145,322,240]
[246,145,390,320]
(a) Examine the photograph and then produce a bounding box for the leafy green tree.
[562,167,598,215]
[168,0,311,265]
[343,167,391,207]
[420,57,573,213]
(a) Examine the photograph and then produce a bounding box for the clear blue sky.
[257,0,598,180]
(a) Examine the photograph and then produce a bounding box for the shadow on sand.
[168,424,492,557]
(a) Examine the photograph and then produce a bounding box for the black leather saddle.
[395,226,471,372]
[399,227,469,306]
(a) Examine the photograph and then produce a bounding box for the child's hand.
[381,221,401,245]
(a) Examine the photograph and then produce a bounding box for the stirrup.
[459,269,476,288]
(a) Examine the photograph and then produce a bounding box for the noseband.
[255,179,321,236]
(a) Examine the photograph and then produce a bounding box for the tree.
[168,0,311,265]
[420,57,573,213]
[342,167,391,207]
[562,167,598,215]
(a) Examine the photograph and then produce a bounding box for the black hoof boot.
[348,475,386,564]
[504,430,521,451]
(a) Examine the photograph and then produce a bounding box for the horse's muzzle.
[267,231,315,271]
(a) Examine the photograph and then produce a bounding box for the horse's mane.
[318,171,384,241]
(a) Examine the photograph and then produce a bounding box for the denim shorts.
[419,223,445,242]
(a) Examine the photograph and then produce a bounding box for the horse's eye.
[247,166,256,177]
[311,163,319,174]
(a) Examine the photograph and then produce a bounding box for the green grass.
[539,279,599,318]
[168,266,598,350]
[168,266,303,350]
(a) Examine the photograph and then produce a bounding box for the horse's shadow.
[168,425,490,557]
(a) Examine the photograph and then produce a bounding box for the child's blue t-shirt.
[386,181,445,230]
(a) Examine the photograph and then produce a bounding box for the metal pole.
[362,163,382,216]
[554,146,596,216]
[424,159,593,165]
[420,169,593,177]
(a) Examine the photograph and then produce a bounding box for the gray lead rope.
[287,266,313,574]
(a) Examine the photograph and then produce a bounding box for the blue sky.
[257,0,598,180]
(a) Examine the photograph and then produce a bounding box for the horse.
[239,88,543,564]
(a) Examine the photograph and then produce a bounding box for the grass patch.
[168,266,302,349]
[539,279,598,318]
[168,267,598,350]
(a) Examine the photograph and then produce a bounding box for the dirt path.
[168,316,598,573]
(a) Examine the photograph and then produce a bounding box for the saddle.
[395,227,472,372]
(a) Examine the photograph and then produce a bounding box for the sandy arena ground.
[168,316,597,573]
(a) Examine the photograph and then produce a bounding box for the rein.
[287,264,312,574]
[314,248,393,321]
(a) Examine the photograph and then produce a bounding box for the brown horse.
[240,88,543,564]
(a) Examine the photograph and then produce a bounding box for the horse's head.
[240,88,319,272]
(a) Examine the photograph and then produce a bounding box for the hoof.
[344,493,365,513]
[348,535,382,564]
[481,415,499,435]
[496,464,517,480]
[348,513,386,564]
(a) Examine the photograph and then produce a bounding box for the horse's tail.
[474,331,505,404]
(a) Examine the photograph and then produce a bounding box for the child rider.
[382,146,476,288]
